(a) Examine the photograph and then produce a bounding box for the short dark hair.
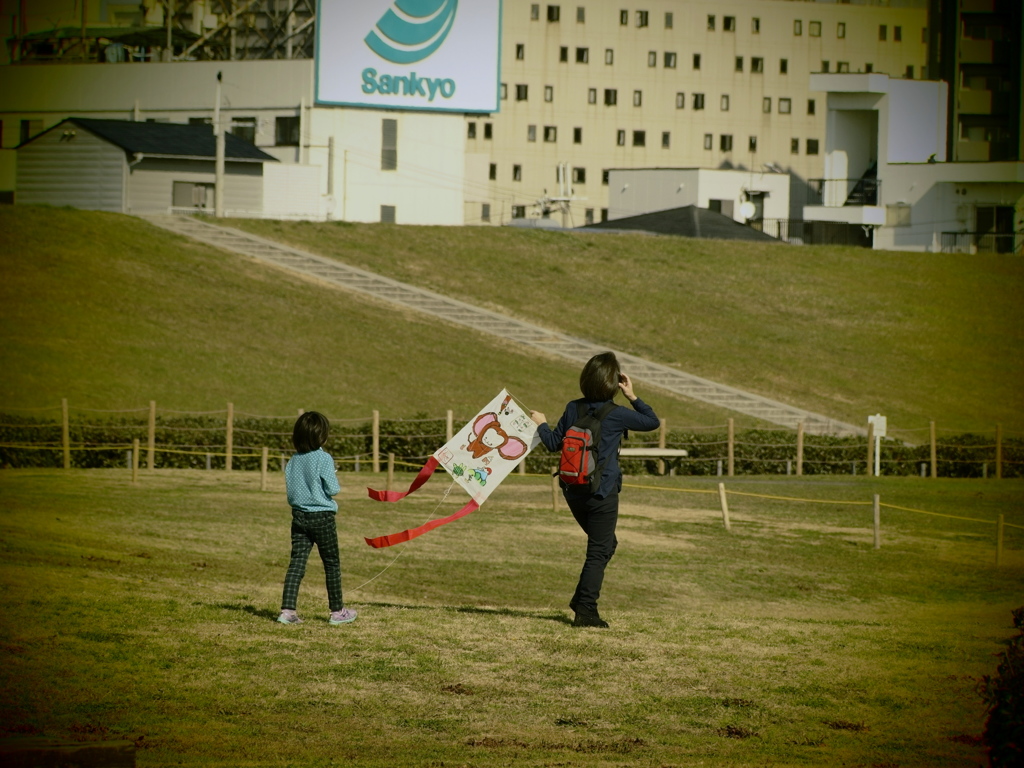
[293,411,330,453]
[579,351,621,401]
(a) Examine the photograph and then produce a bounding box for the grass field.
[1,468,1021,766]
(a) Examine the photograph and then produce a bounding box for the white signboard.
[315,0,502,113]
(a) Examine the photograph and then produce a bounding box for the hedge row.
[2,414,1020,478]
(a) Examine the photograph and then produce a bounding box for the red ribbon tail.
[367,456,440,502]
[364,498,481,549]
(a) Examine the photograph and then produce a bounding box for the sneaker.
[276,610,302,625]
[571,603,609,628]
[329,608,357,625]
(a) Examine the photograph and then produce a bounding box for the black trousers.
[564,490,619,612]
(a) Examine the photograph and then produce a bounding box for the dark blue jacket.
[537,397,660,498]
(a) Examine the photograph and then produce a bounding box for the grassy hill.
[1,206,1021,435]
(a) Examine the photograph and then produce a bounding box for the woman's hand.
[618,373,637,401]
[529,410,547,426]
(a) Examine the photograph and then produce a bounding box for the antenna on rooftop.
[533,162,586,228]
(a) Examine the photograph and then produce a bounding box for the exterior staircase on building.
[139,214,862,435]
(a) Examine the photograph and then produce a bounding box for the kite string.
[349,477,457,593]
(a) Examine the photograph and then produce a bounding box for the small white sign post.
[867,414,887,477]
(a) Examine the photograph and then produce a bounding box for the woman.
[531,352,661,627]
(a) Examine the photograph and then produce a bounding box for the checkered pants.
[281,509,344,612]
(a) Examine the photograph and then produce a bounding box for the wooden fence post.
[866,421,875,477]
[718,482,731,532]
[132,438,139,484]
[61,398,70,470]
[727,418,735,477]
[996,423,1003,480]
[930,420,937,479]
[225,402,234,472]
[260,447,269,492]
[658,418,667,476]
[996,514,1005,566]
[147,400,156,470]
[796,422,804,477]
[446,410,454,442]
[551,468,559,513]
[873,494,881,550]
[518,460,526,476]
[386,453,395,492]
[372,410,380,473]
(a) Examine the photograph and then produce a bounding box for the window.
[664,52,677,68]
[481,203,491,223]
[544,85,554,102]
[512,205,526,218]
[879,24,887,41]
[633,90,642,107]
[515,84,528,101]
[693,93,705,110]
[189,117,212,126]
[576,47,589,63]
[467,122,477,140]
[922,27,927,43]
[516,43,525,60]
[720,134,733,152]
[735,56,743,72]
[809,20,821,37]
[752,18,760,33]
[513,164,522,181]
[381,118,397,170]
[822,61,830,73]
[724,16,735,32]
[620,9,628,25]
[779,98,792,114]
[547,5,560,22]
[748,136,757,152]
[601,208,608,222]
[500,83,507,100]
[632,130,646,147]
[605,48,614,65]
[762,97,772,113]
[894,26,902,42]
[752,57,763,73]
[602,169,610,185]
[837,61,849,73]
[837,22,846,39]
[585,208,594,225]
[577,6,585,22]
[636,10,648,27]
[661,131,670,148]
[648,51,657,67]
[231,116,256,143]
[808,99,816,115]
[905,64,914,79]
[616,130,626,146]
[806,139,819,155]
[559,46,568,62]
[484,123,493,139]
[275,116,299,146]
[531,4,539,21]
[380,205,396,224]
[707,15,715,31]
[693,53,701,70]
[489,163,497,180]
[704,133,713,150]
[572,167,586,184]
[675,92,686,109]
[588,88,597,104]
[665,12,673,29]
[720,94,730,111]
[605,89,617,106]
[780,58,788,74]
[794,20,802,36]
[573,127,582,144]
[790,138,799,154]
[543,125,557,142]
[527,125,537,142]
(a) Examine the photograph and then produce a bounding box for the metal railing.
[941,231,1023,255]
[751,219,873,248]
[807,178,881,207]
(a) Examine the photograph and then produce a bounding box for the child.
[277,411,357,626]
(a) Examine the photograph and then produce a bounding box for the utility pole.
[214,71,225,218]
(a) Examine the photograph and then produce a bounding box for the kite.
[364,390,540,548]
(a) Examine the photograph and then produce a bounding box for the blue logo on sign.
[365,0,459,65]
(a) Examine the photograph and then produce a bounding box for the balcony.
[941,231,1023,255]
[808,178,881,207]
[958,88,993,115]
[959,38,994,64]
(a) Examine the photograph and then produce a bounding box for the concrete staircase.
[140,214,860,435]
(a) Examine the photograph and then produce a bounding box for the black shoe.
[572,611,609,628]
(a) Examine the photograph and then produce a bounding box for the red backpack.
[559,401,618,492]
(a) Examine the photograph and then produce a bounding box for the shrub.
[980,606,1024,768]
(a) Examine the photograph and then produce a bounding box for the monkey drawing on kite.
[464,412,529,461]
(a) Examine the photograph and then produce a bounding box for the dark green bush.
[981,606,1024,768]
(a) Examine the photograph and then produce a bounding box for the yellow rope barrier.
[878,502,998,526]
[623,482,718,495]
[725,489,872,506]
